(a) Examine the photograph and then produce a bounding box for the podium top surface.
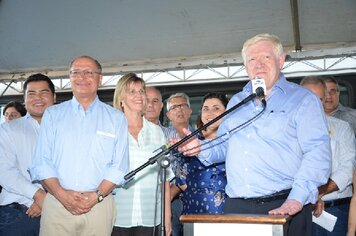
[180,214,290,225]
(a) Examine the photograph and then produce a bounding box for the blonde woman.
[112,73,172,236]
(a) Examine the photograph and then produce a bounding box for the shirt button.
[245,168,248,172]
[244,151,248,155]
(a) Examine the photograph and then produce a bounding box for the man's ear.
[166,111,172,121]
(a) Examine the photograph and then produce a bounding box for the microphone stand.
[124,92,261,236]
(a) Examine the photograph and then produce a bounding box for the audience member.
[145,86,164,127]
[323,76,356,134]
[3,101,27,122]
[301,76,356,235]
[177,92,228,214]
[29,56,129,236]
[0,73,55,236]
[111,73,172,236]
[348,170,356,236]
[165,93,193,236]
[175,33,331,236]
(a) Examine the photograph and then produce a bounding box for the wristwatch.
[96,190,104,203]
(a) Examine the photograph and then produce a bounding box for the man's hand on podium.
[268,199,302,216]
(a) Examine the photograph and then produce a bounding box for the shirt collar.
[71,95,99,113]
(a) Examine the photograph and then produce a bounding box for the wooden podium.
[180,214,290,236]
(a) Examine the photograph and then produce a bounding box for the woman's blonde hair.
[113,73,145,112]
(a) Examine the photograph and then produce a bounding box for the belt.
[238,189,291,204]
[1,202,28,212]
[324,197,351,208]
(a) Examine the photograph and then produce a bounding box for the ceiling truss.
[1,53,355,98]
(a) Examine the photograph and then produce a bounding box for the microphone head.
[255,87,265,99]
[251,77,266,100]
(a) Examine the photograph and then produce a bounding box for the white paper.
[312,210,337,232]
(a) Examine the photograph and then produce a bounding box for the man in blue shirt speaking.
[30,56,129,236]
[176,34,332,236]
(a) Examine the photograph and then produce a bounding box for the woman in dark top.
[175,93,229,214]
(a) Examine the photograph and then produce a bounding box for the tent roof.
[0,0,355,84]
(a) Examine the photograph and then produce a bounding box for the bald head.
[144,87,163,124]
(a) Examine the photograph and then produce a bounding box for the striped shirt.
[114,118,174,227]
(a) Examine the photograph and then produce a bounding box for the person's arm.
[270,94,332,215]
[165,180,172,236]
[0,124,42,201]
[170,183,187,200]
[42,177,91,215]
[77,179,117,212]
[315,121,356,217]
[318,179,339,197]
[325,121,356,195]
[348,170,356,236]
[102,114,129,187]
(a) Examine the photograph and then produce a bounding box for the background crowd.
[0,33,355,236]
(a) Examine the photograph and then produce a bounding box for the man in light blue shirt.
[0,73,56,236]
[30,56,129,236]
[177,34,331,236]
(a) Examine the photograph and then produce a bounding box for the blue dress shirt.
[199,74,332,205]
[30,96,129,191]
[0,114,42,207]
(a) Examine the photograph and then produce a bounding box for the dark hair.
[3,101,27,116]
[23,73,55,94]
[196,93,229,129]
[322,75,340,91]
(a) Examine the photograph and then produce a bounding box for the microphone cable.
[172,98,267,156]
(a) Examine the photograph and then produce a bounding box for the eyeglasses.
[169,103,189,111]
[326,89,339,96]
[126,89,145,96]
[69,70,101,78]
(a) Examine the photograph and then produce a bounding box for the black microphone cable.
[172,97,267,156]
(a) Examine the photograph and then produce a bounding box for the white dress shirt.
[322,116,356,201]
[0,114,42,207]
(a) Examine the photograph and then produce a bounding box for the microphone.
[251,77,266,101]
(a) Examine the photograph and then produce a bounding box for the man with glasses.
[324,76,356,135]
[30,56,129,236]
[165,93,193,236]
[0,74,55,236]
[301,76,356,235]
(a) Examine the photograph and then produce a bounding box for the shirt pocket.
[256,110,289,139]
[93,132,116,166]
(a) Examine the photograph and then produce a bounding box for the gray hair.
[300,76,327,91]
[241,33,284,64]
[166,93,191,111]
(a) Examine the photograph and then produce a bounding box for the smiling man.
[30,56,129,236]
[0,74,55,236]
